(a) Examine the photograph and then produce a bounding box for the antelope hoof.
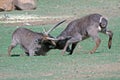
[108,45,111,49]
[89,50,95,54]
[62,50,66,55]
[108,41,112,49]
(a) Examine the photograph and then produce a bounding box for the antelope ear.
[99,17,108,28]
[35,38,42,44]
[99,23,106,28]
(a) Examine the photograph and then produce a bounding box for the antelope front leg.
[62,35,82,55]
[62,42,69,55]
[90,38,101,54]
[8,45,16,56]
[8,45,13,56]
[106,30,113,49]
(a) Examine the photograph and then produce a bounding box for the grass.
[0,0,120,80]
[0,0,120,17]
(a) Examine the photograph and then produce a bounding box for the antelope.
[8,20,66,56]
[55,13,113,55]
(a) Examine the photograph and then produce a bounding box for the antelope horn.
[45,37,59,46]
[46,37,59,41]
[46,20,66,35]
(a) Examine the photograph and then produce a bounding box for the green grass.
[0,0,120,17]
[0,0,120,80]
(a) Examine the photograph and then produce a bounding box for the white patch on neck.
[98,26,102,31]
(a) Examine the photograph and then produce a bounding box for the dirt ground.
[0,15,74,26]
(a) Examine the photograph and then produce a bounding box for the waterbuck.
[55,13,113,55]
[8,20,66,56]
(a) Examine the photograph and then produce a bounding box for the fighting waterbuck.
[8,20,66,56]
[56,13,113,55]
